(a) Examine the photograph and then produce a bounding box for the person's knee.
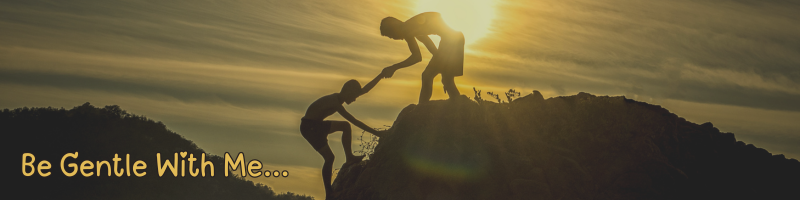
[441,75,455,85]
[318,145,335,163]
[342,123,351,131]
[337,122,351,133]
[329,121,350,133]
[323,154,335,164]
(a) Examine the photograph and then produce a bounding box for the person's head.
[340,79,363,104]
[380,17,405,40]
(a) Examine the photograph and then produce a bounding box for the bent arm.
[336,105,379,134]
[389,36,423,71]
[416,35,438,55]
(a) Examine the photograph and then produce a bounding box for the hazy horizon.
[3,0,799,199]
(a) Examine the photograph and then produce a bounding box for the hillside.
[6,103,313,200]
[331,92,800,200]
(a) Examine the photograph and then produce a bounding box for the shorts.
[300,118,332,151]
[427,32,465,77]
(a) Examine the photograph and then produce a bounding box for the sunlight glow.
[416,0,497,45]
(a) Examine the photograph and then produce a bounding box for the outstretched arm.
[361,72,384,94]
[336,105,380,134]
[384,36,422,78]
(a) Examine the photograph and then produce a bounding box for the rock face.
[331,92,800,200]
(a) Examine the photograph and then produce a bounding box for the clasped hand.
[381,66,398,78]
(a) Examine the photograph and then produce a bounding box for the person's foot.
[448,94,471,102]
[344,155,365,166]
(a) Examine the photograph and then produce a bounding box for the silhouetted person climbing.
[380,12,465,104]
[300,72,387,199]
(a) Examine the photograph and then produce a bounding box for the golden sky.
[2,0,800,199]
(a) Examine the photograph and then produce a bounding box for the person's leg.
[441,74,460,99]
[317,144,335,198]
[329,121,364,164]
[419,66,437,104]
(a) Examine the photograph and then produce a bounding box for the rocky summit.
[331,92,799,200]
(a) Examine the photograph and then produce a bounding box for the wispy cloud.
[2,0,800,199]
[476,0,800,111]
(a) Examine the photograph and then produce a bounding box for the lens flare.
[401,135,490,181]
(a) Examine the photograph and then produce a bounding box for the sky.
[2,0,799,198]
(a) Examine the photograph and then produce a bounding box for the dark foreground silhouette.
[331,92,800,200]
[6,103,313,200]
[381,12,465,104]
[301,75,388,199]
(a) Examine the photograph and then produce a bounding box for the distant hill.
[331,92,800,200]
[5,103,313,200]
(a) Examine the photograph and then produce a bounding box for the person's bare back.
[302,93,343,121]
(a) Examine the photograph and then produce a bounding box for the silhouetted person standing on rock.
[300,72,387,199]
[380,12,465,104]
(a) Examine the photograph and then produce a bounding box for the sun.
[416,0,497,45]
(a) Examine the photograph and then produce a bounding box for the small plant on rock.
[486,91,503,103]
[473,87,483,102]
[505,89,521,102]
[354,125,387,160]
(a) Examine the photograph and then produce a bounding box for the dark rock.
[331,92,800,200]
